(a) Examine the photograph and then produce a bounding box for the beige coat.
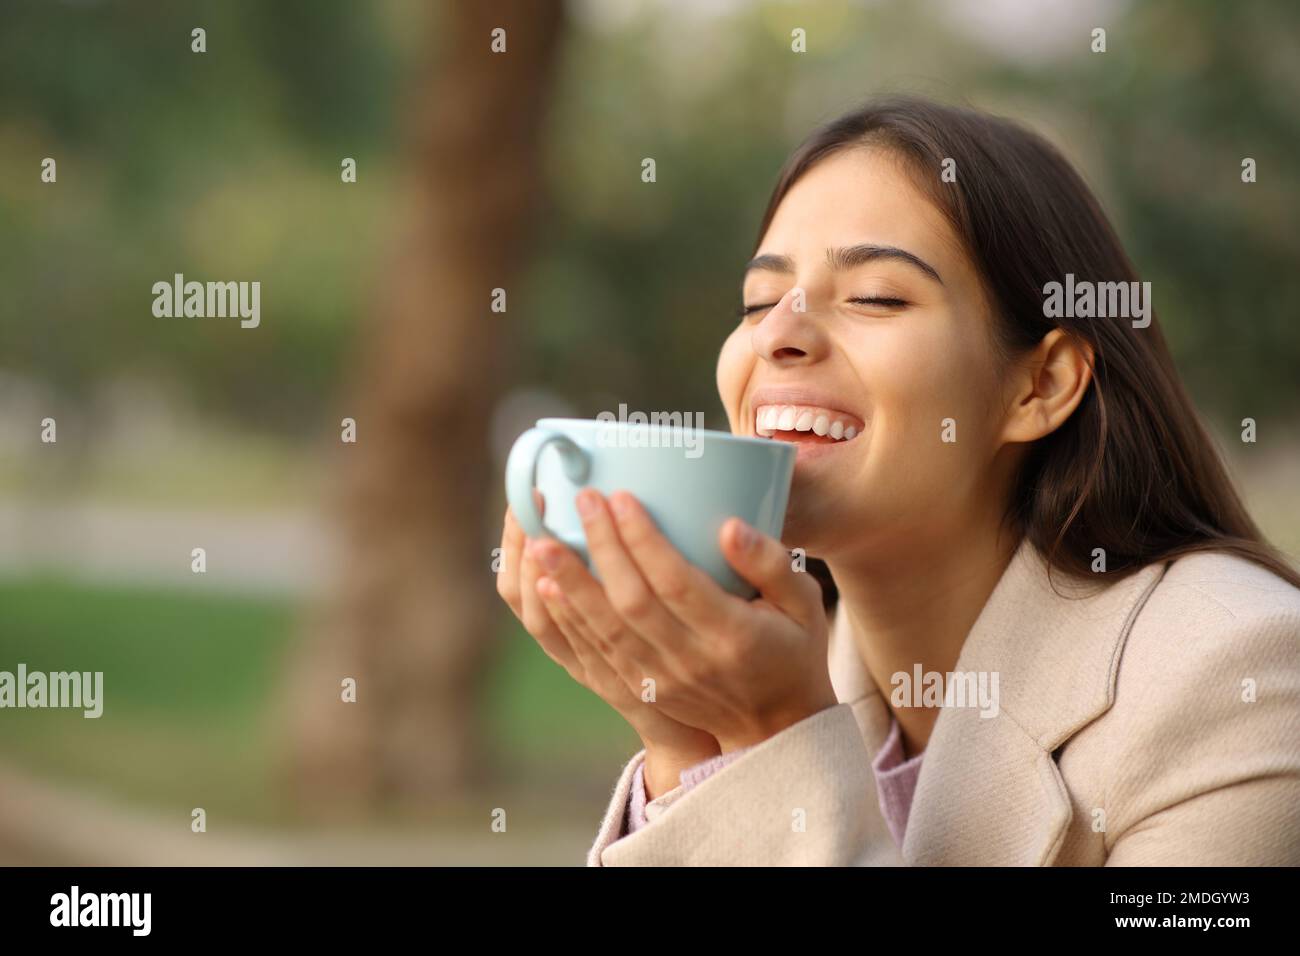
[587,536,1300,865]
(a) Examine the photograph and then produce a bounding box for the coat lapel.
[826,536,1169,864]
[825,606,908,864]
[898,537,1169,865]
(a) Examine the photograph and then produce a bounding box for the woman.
[496,95,1300,865]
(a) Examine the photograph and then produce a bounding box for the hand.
[524,489,838,753]
[495,500,720,766]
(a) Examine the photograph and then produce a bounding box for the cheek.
[862,321,999,486]
[715,329,751,430]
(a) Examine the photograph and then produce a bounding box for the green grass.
[0,576,292,717]
[0,575,635,823]
[0,576,294,818]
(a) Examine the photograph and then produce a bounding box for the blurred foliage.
[0,0,405,430]
[1,0,1295,435]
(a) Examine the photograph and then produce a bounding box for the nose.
[751,286,828,366]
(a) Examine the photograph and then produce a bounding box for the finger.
[518,539,578,670]
[529,536,648,661]
[529,535,677,706]
[496,507,527,611]
[607,490,734,632]
[535,574,603,669]
[720,517,823,627]
[539,575,661,716]
[572,489,687,653]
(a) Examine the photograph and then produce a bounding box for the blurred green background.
[0,0,1296,864]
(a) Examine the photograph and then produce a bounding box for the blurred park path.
[0,762,593,866]
[0,500,330,596]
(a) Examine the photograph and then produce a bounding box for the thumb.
[720,517,822,622]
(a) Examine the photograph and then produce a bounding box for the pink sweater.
[621,713,923,849]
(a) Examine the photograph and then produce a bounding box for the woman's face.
[716,146,1018,560]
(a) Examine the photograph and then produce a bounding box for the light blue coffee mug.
[505,417,795,598]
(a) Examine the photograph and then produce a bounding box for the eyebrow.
[741,243,944,286]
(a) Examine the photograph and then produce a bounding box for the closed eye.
[736,296,909,318]
[849,296,908,308]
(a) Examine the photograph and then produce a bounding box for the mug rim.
[536,417,789,450]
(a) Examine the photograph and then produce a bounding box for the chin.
[777,498,834,555]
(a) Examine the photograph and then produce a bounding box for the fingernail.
[534,542,561,571]
[576,489,599,519]
[610,492,632,520]
[541,577,569,604]
[733,519,755,550]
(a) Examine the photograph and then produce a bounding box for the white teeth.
[751,403,863,443]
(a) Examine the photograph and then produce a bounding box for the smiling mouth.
[753,404,864,444]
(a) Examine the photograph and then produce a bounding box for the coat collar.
[827,534,1169,865]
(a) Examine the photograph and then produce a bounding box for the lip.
[783,438,850,464]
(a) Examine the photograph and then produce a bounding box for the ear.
[999,329,1094,445]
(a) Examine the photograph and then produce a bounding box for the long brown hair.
[751,95,1300,604]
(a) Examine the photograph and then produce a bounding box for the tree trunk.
[284,0,566,814]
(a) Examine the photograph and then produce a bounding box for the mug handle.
[505,427,591,538]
